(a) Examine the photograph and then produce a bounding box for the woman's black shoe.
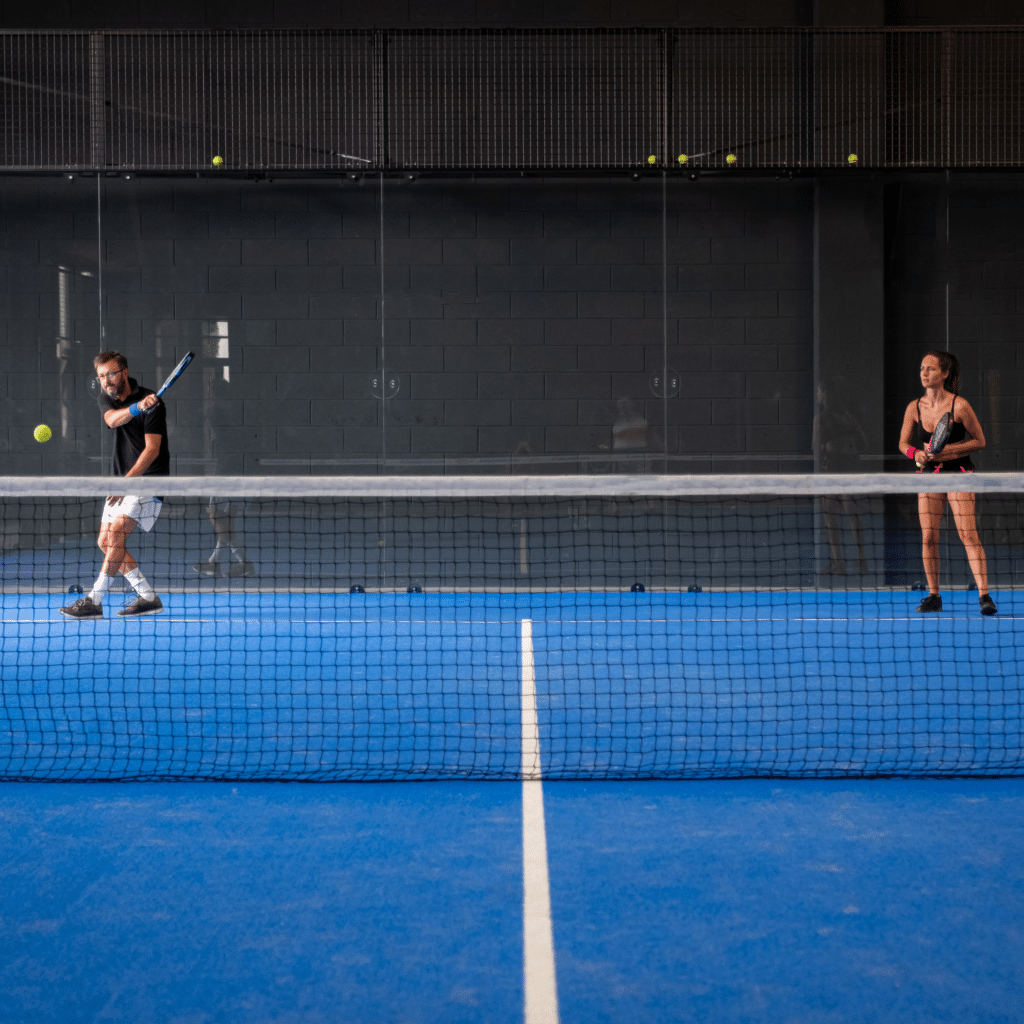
[979,593,997,615]
[916,594,942,613]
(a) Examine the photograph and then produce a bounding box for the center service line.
[520,618,560,1024]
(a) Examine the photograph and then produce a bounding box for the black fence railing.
[1,28,1022,172]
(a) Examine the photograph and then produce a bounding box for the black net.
[1,475,1022,781]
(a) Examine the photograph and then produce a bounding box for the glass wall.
[0,173,814,476]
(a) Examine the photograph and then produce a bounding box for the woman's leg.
[918,492,947,594]
[949,491,989,593]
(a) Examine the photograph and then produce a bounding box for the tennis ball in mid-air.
[647,155,657,165]
[725,154,737,165]
[212,155,224,167]
[677,154,688,165]
[848,153,859,165]
[34,424,52,443]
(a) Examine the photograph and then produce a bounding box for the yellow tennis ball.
[647,154,657,165]
[212,155,224,167]
[677,154,688,164]
[725,153,737,165]
[34,424,52,443]
[847,153,858,165]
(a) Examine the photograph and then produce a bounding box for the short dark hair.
[93,351,128,372]
[924,350,961,396]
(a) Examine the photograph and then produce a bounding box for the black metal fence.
[1,27,1022,172]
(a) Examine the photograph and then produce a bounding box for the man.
[60,351,169,619]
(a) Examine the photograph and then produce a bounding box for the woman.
[898,351,996,615]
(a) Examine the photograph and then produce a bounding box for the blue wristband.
[128,402,141,419]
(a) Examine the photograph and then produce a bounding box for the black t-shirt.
[97,377,170,478]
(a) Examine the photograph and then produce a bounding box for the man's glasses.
[95,369,125,383]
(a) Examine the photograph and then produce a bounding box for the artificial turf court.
[1,590,1022,1022]
[1,777,1021,1023]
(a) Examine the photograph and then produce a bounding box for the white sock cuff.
[123,568,155,600]
[89,573,114,602]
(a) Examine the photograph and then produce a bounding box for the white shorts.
[101,495,163,533]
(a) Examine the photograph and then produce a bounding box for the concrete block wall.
[0,175,814,475]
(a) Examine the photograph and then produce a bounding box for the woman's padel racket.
[919,411,952,473]
[155,351,195,398]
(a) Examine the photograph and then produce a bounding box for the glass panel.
[388,176,669,476]
[0,177,102,475]
[92,175,360,477]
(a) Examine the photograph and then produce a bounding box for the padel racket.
[918,411,951,473]
[928,411,952,455]
[155,351,195,398]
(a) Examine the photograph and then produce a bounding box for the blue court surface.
[1,778,1022,1023]
[1,591,1022,1022]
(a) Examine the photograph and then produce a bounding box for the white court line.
[521,619,560,1024]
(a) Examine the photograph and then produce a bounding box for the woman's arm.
[898,402,923,465]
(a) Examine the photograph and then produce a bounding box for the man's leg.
[60,513,137,618]
[88,514,139,606]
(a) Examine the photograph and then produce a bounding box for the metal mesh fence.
[102,31,377,171]
[673,30,887,170]
[0,28,1023,172]
[952,30,1024,168]
[0,33,92,169]
[386,30,664,170]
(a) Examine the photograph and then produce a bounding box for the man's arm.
[123,434,162,478]
[102,393,159,429]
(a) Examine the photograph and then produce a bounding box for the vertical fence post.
[375,29,388,171]
[662,28,673,166]
[89,32,105,169]
[941,29,953,167]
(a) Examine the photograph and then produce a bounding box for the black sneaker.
[118,595,164,617]
[192,560,221,577]
[979,593,997,616]
[59,596,103,619]
[225,560,255,578]
[916,593,943,613]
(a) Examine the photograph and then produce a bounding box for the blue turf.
[1,592,1021,781]
[0,780,523,1024]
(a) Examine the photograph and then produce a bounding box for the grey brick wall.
[0,176,813,475]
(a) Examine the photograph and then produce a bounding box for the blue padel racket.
[155,350,195,398]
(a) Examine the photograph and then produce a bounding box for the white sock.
[89,573,114,605]
[123,568,155,601]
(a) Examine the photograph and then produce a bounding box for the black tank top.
[912,396,974,473]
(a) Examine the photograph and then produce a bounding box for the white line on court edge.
[521,619,560,1024]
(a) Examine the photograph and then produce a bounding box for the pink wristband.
[906,447,917,460]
